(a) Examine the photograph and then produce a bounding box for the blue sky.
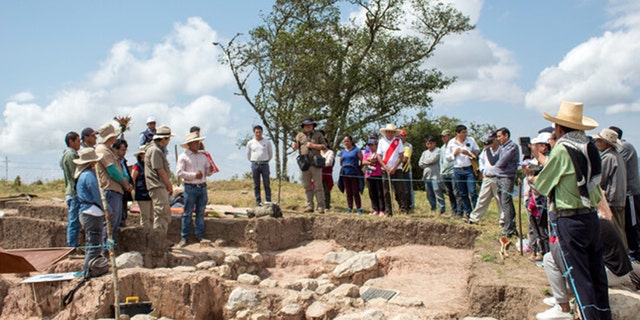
[1,0,639,183]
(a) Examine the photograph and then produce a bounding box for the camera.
[519,137,531,159]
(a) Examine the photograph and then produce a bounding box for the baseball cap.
[146,116,157,124]
[483,131,496,145]
[81,127,97,138]
[367,138,377,145]
[531,132,551,145]
[400,130,407,137]
[441,129,451,136]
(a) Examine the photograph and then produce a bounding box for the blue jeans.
[181,184,208,239]
[424,179,445,212]
[66,195,81,247]
[102,190,123,255]
[251,162,271,204]
[80,212,105,278]
[454,167,477,215]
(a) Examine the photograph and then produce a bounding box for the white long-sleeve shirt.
[246,138,273,162]
[177,149,213,184]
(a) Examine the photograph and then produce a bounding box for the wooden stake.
[95,175,121,319]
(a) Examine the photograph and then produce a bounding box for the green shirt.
[535,144,602,210]
[61,149,78,196]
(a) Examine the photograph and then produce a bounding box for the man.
[139,116,157,147]
[400,130,414,211]
[247,125,273,206]
[61,131,82,248]
[419,136,445,213]
[609,126,640,261]
[493,127,520,237]
[445,124,480,220]
[593,128,628,249]
[533,101,610,320]
[440,129,461,215]
[190,126,206,150]
[80,127,97,149]
[176,132,214,247]
[292,117,327,213]
[145,125,175,235]
[469,132,502,224]
[95,123,133,256]
[377,124,406,216]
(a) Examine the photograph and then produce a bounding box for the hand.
[306,142,313,149]
[167,185,173,195]
[292,142,298,150]
[195,171,203,179]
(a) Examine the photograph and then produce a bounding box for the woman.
[131,145,153,227]
[73,147,105,277]
[363,139,385,216]
[113,139,132,227]
[321,145,335,211]
[338,135,363,214]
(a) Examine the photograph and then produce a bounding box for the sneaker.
[177,238,188,248]
[317,208,325,214]
[356,208,363,215]
[543,297,557,307]
[303,207,314,213]
[346,208,353,214]
[196,237,210,244]
[370,211,378,216]
[535,304,572,320]
[378,211,387,217]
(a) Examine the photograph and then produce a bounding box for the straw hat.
[180,132,206,148]
[97,123,121,144]
[72,148,103,178]
[152,125,175,139]
[300,117,317,128]
[542,101,598,130]
[133,145,147,157]
[379,124,400,134]
[592,128,621,149]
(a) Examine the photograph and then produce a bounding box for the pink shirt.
[176,149,213,184]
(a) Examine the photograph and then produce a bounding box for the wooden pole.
[517,178,523,256]
[95,175,121,318]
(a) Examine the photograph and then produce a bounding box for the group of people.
[61,116,218,276]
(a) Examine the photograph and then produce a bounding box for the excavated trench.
[0,199,544,319]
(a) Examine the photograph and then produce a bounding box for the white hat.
[152,125,175,139]
[593,128,621,148]
[146,116,157,124]
[531,132,551,145]
[180,132,206,148]
[379,124,400,134]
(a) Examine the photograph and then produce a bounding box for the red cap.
[400,130,407,136]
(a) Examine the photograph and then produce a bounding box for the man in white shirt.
[377,124,406,216]
[469,132,503,224]
[247,125,273,206]
[176,132,214,247]
[445,124,480,220]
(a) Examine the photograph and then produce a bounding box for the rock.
[195,260,216,270]
[315,283,336,295]
[251,312,271,320]
[116,251,144,269]
[226,287,260,313]
[130,315,154,320]
[237,273,261,285]
[324,250,357,264]
[388,295,423,307]
[259,279,278,288]
[250,252,264,265]
[224,255,241,267]
[390,314,423,320]
[284,278,318,291]
[332,253,377,278]
[212,264,232,278]
[305,301,336,320]
[278,303,304,320]
[462,318,498,320]
[609,288,640,320]
[171,266,196,272]
[335,309,387,320]
[207,249,226,265]
[330,284,360,298]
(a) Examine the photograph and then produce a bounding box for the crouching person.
[73,148,105,276]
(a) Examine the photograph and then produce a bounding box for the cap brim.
[543,112,598,130]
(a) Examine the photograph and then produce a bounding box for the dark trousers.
[367,176,384,212]
[625,194,640,259]
[441,173,460,214]
[342,175,361,209]
[251,162,271,204]
[557,212,611,320]
[498,177,516,235]
[382,170,405,215]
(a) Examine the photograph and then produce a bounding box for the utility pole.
[4,156,7,181]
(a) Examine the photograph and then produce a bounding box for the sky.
[1,0,640,183]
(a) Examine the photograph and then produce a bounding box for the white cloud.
[525,1,640,114]
[9,91,35,102]
[0,17,235,156]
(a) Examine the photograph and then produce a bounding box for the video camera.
[519,137,531,160]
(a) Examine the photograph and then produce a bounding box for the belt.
[251,161,269,165]
[556,207,595,218]
[484,175,496,178]
[455,166,472,170]
[184,182,207,188]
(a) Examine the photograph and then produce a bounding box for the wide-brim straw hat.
[592,128,621,149]
[73,148,103,179]
[542,101,598,131]
[379,123,400,134]
[97,123,121,144]
[300,117,317,128]
[152,125,175,139]
[180,132,206,148]
[133,145,147,157]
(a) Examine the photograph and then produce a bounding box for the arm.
[444,141,455,162]
[176,154,199,180]
[131,165,140,183]
[138,133,146,147]
[494,142,518,169]
[267,140,273,161]
[246,140,252,161]
[157,168,173,194]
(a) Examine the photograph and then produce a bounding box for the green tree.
[216,0,473,177]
